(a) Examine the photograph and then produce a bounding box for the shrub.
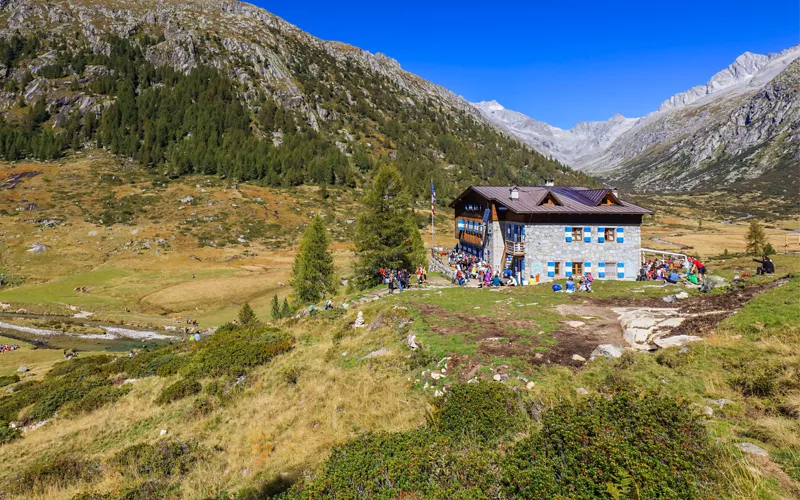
[431,381,527,444]
[0,374,19,388]
[729,359,787,397]
[407,348,437,371]
[0,420,20,444]
[183,324,294,378]
[281,365,301,385]
[64,385,131,415]
[502,391,718,499]
[14,453,101,494]
[655,347,690,369]
[155,378,201,405]
[112,440,206,480]
[287,431,502,499]
[46,355,114,379]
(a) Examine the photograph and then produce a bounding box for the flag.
[431,180,436,215]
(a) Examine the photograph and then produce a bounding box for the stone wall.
[520,223,641,281]
[428,253,452,276]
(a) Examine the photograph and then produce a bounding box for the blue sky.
[255,1,799,129]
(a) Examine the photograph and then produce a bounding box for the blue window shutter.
[598,262,605,278]
[457,220,464,230]
[598,227,605,243]
[584,227,591,243]
[584,261,592,275]
[565,262,573,277]
[547,262,555,277]
[565,226,572,243]
[617,262,625,278]
[616,227,625,243]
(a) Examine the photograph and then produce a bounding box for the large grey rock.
[361,347,389,360]
[17,366,29,373]
[736,443,769,457]
[590,344,624,360]
[654,335,702,349]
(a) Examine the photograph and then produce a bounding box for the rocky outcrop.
[474,46,800,192]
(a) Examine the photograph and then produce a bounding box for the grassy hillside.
[0,257,798,498]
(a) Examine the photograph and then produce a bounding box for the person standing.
[691,256,707,283]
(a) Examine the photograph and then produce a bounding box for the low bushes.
[288,387,722,499]
[155,378,201,405]
[64,385,132,415]
[0,374,19,388]
[431,381,527,444]
[13,453,101,494]
[288,431,502,499]
[502,391,718,499]
[0,420,20,444]
[112,439,206,480]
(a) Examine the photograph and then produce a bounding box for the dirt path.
[549,302,626,366]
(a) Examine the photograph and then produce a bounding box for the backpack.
[552,284,562,292]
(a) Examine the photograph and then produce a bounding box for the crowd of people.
[380,266,428,293]
[638,256,707,285]
[1,343,20,353]
[446,249,521,287]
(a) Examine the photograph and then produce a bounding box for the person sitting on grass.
[491,273,502,287]
[565,276,575,293]
[753,255,775,275]
[665,269,681,285]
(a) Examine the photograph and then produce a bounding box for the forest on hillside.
[0,32,596,200]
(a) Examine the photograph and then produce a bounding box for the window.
[554,262,562,276]
[604,228,615,242]
[573,227,583,242]
[572,262,583,276]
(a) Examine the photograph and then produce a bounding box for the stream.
[0,312,173,352]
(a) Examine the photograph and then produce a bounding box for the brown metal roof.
[450,186,653,215]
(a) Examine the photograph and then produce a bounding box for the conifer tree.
[353,164,425,288]
[281,298,291,318]
[238,302,256,326]
[271,294,281,319]
[745,220,767,256]
[291,215,337,304]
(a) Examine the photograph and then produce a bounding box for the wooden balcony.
[505,240,525,256]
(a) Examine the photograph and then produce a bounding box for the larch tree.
[291,215,337,304]
[745,219,767,256]
[353,164,425,288]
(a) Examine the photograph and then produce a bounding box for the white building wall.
[522,223,641,281]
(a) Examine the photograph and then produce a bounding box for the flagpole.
[431,179,435,254]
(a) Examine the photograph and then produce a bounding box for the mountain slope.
[0,0,593,200]
[475,46,800,192]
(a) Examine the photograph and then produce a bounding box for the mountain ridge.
[473,45,800,191]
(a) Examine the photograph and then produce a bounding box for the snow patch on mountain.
[472,100,638,166]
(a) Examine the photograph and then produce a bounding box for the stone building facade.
[450,185,652,283]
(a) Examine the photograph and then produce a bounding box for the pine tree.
[271,294,281,319]
[745,220,767,256]
[353,164,425,288]
[238,302,256,326]
[281,298,291,318]
[291,215,337,304]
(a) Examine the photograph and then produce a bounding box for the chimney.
[544,179,554,187]
[610,187,618,197]
[509,186,519,200]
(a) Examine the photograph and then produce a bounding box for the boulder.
[17,366,29,373]
[575,387,589,395]
[736,443,768,457]
[654,335,702,349]
[590,344,624,360]
[361,347,389,360]
[526,381,536,390]
[571,354,586,362]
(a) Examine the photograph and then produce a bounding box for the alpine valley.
[474,46,800,193]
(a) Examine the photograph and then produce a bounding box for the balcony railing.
[505,240,525,256]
